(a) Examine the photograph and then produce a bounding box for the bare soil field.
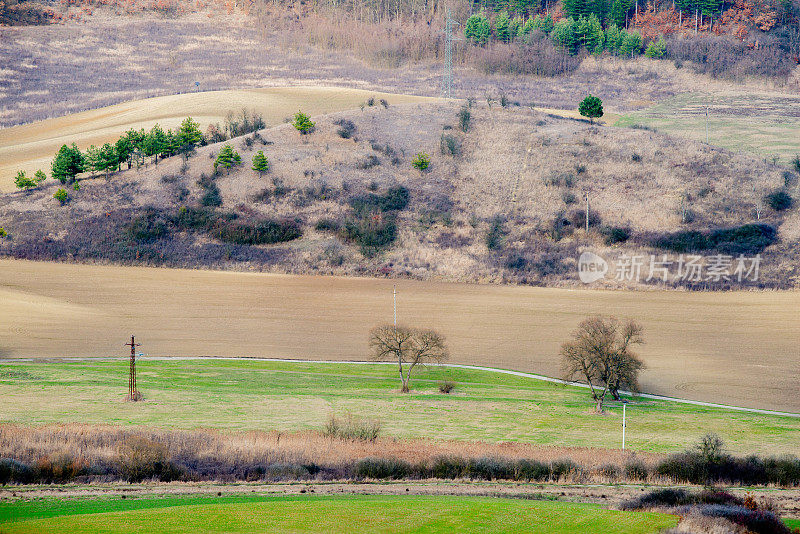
[0,87,438,193]
[1,259,799,412]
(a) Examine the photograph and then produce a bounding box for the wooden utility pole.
[125,335,141,401]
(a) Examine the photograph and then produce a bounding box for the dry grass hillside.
[1,99,798,288]
[0,87,438,193]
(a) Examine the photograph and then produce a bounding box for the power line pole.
[125,335,141,401]
[585,192,590,233]
[441,8,461,99]
[622,402,627,450]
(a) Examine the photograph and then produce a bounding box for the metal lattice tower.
[441,8,461,99]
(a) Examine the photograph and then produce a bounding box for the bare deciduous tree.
[369,324,449,392]
[560,315,645,413]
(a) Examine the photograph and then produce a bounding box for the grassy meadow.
[0,494,679,534]
[615,92,800,165]
[1,359,798,455]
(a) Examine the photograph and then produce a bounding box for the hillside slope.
[0,87,439,193]
[1,99,798,288]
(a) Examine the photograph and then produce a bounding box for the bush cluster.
[651,224,777,255]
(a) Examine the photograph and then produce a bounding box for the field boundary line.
[5,356,800,418]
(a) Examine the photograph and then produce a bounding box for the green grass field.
[615,92,800,164]
[0,494,678,534]
[1,359,798,454]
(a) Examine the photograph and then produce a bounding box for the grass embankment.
[0,494,679,534]
[1,359,798,454]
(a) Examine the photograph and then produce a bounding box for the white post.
[705,105,709,144]
[393,284,397,327]
[585,193,590,233]
[622,403,627,450]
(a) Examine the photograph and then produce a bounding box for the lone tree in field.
[252,150,269,176]
[369,325,449,393]
[560,315,644,413]
[578,95,604,125]
[292,111,315,134]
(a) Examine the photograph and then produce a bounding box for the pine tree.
[144,124,167,164]
[510,15,524,38]
[577,14,604,53]
[292,111,316,134]
[115,136,134,171]
[84,145,101,176]
[214,144,242,174]
[51,144,85,184]
[609,0,629,28]
[604,23,622,53]
[14,170,37,190]
[644,36,666,58]
[563,0,588,19]
[34,169,46,184]
[551,17,579,54]
[177,116,203,160]
[541,13,555,32]
[495,11,512,42]
[251,150,269,176]
[465,13,491,45]
[579,95,604,124]
[96,143,119,178]
[619,29,642,56]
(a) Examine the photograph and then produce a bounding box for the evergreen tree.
[14,170,37,190]
[96,143,119,178]
[495,11,512,42]
[524,14,538,33]
[115,135,134,171]
[84,145,101,176]
[563,0,589,19]
[465,13,491,45]
[251,150,269,176]
[551,17,579,54]
[577,14,604,53]
[162,129,180,158]
[177,116,203,160]
[619,29,642,56]
[644,36,666,58]
[214,144,242,174]
[604,23,623,53]
[579,95,604,124]
[178,117,203,147]
[609,0,629,28]
[34,169,46,184]
[51,143,86,184]
[292,111,316,134]
[510,15,524,38]
[144,124,167,164]
[541,13,555,32]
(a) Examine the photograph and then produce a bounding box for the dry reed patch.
[0,423,662,479]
